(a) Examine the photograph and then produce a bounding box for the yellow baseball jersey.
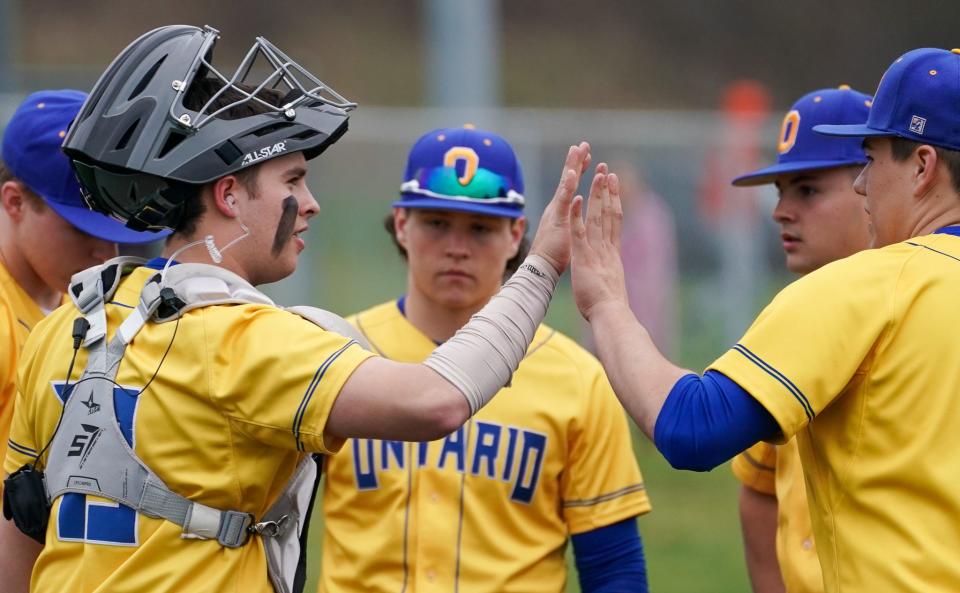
[320,301,650,593]
[733,440,823,593]
[0,260,45,491]
[710,232,960,593]
[733,441,776,495]
[5,265,374,593]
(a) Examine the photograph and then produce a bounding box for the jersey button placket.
[416,433,466,592]
[417,471,448,591]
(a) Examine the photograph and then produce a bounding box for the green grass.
[630,439,749,592]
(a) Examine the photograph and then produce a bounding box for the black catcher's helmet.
[63,25,355,231]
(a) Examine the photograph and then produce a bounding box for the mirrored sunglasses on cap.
[401,165,524,205]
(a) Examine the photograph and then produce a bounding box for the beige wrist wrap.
[424,254,560,415]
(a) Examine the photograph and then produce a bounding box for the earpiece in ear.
[226,195,237,209]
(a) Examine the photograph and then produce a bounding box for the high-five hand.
[570,170,629,321]
[569,168,689,437]
[529,142,592,274]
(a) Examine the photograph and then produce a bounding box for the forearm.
[423,254,558,415]
[0,511,41,592]
[328,357,469,441]
[330,254,558,442]
[586,296,781,471]
[739,486,785,593]
[588,300,689,437]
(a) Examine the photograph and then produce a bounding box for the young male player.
[319,125,650,593]
[0,88,166,586]
[569,47,960,592]
[0,26,601,593]
[730,86,872,593]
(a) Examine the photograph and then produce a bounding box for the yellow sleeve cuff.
[732,442,777,495]
[709,344,813,440]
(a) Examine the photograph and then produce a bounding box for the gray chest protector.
[42,257,369,593]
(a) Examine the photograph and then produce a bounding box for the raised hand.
[528,142,592,274]
[570,169,629,321]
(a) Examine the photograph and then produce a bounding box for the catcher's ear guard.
[2,464,50,543]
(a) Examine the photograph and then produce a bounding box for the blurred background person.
[615,161,678,357]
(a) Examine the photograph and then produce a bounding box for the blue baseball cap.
[814,49,960,150]
[732,85,872,186]
[395,125,525,218]
[1,90,169,244]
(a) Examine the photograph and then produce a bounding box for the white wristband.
[423,254,560,415]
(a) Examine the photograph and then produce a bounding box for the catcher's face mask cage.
[63,25,356,232]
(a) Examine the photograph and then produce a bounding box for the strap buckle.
[248,514,290,538]
[216,510,254,548]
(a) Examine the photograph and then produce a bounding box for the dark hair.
[0,160,46,212]
[170,184,205,236]
[382,210,530,280]
[172,80,285,237]
[889,137,960,193]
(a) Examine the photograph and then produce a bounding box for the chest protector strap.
[44,257,368,593]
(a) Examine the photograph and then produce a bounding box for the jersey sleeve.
[561,362,651,534]
[0,302,20,473]
[4,322,41,476]
[732,442,777,495]
[4,383,38,474]
[707,250,900,439]
[209,306,376,455]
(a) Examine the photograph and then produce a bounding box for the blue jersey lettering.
[348,422,548,502]
[353,439,379,490]
[471,421,501,479]
[438,427,466,472]
[510,431,547,504]
[381,440,405,470]
[417,442,429,467]
[502,426,519,482]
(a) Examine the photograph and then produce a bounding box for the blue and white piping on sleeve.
[293,340,357,451]
[732,344,813,420]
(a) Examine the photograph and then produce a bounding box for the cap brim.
[393,195,524,219]
[812,123,890,138]
[732,158,867,187]
[45,199,171,244]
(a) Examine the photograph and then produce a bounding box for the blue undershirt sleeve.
[653,370,780,472]
[572,518,648,593]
